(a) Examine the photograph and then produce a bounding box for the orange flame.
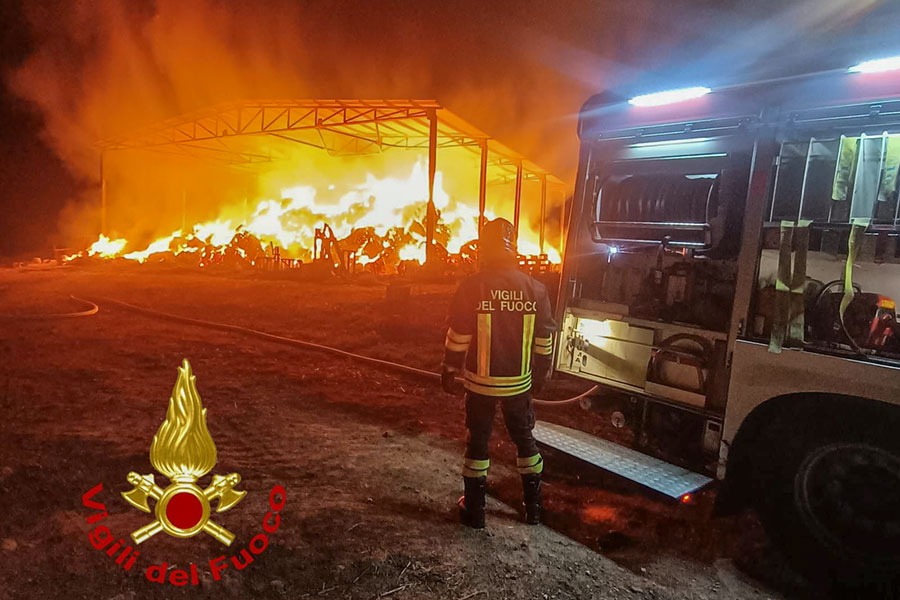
[89,234,128,257]
[68,160,560,268]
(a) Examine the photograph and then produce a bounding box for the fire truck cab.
[551,62,900,584]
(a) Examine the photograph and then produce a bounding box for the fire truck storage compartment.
[557,306,729,410]
[753,129,900,360]
[574,148,751,334]
[559,310,654,389]
[590,141,751,254]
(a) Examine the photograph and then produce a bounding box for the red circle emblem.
[166,492,203,529]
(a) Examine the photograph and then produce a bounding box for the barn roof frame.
[98,99,565,258]
[99,99,563,182]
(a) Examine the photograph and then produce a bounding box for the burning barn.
[66,99,567,273]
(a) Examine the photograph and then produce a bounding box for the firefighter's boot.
[458,476,486,529]
[522,473,542,525]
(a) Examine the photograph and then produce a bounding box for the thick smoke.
[9,0,605,249]
[7,0,891,251]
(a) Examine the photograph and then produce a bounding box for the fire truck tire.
[757,424,900,597]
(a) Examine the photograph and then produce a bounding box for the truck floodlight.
[630,137,714,148]
[848,56,900,74]
[628,87,711,107]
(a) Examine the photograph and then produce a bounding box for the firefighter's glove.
[441,365,462,395]
[531,373,547,396]
[531,356,551,396]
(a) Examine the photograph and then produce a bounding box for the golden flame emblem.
[121,359,246,545]
[150,360,217,483]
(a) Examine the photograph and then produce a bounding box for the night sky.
[1,0,76,257]
[1,0,898,258]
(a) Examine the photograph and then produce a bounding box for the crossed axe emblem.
[122,471,246,545]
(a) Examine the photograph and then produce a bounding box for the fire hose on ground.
[0,295,99,320]
[57,295,596,406]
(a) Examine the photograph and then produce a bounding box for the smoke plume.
[6,0,893,251]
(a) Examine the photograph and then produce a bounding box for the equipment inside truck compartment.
[753,131,900,360]
[767,133,900,225]
[594,173,719,247]
[754,244,900,357]
[577,160,751,333]
[557,146,751,420]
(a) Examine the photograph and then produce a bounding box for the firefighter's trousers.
[462,391,543,478]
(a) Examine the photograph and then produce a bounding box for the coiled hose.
[69,295,597,406]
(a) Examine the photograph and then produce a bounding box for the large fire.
[65,160,560,272]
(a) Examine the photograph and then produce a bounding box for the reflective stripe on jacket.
[443,267,556,397]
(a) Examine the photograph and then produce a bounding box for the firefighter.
[441,218,556,529]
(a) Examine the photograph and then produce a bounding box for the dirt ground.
[0,265,813,599]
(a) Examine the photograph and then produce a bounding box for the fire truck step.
[533,421,712,499]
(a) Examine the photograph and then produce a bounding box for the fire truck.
[538,58,900,585]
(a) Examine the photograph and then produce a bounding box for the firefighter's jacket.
[443,267,556,397]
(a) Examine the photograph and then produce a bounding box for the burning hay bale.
[61,221,555,281]
[63,228,270,270]
[57,157,562,276]
[58,161,561,278]
[338,226,421,274]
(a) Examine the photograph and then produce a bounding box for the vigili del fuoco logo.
[121,358,247,545]
[80,360,287,587]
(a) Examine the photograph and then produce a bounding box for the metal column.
[100,151,107,235]
[539,174,547,254]
[513,161,523,240]
[478,140,488,238]
[425,109,438,264]
[559,194,566,259]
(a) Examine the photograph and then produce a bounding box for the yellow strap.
[521,314,535,375]
[768,221,794,354]
[832,135,859,202]
[787,220,811,345]
[476,313,491,376]
[840,219,870,322]
[880,136,900,203]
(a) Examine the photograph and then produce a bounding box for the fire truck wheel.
[759,431,900,595]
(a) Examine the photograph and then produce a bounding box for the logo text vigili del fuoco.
[80,359,286,586]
